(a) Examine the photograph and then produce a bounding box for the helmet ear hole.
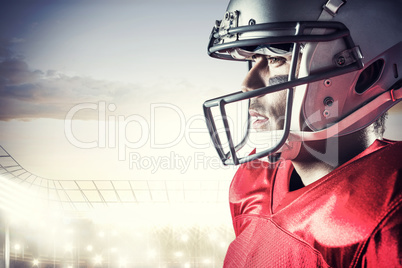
[355,59,384,94]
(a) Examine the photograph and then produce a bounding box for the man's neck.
[291,160,334,186]
[291,128,377,186]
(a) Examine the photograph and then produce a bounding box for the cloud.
[0,43,205,121]
[0,63,145,120]
[1,39,400,122]
[0,53,139,120]
[10,38,25,44]
[0,39,17,60]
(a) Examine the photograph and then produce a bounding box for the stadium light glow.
[203,258,211,264]
[88,203,231,227]
[119,258,127,267]
[209,233,217,241]
[94,255,103,264]
[147,249,156,259]
[174,251,183,258]
[181,234,189,242]
[0,147,237,268]
[65,243,73,252]
[0,175,49,224]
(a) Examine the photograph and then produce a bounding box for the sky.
[0,0,246,182]
[0,0,401,183]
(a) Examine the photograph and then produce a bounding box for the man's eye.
[267,57,286,66]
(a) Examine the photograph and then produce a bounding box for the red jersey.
[224,139,402,267]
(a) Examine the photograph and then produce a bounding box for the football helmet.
[203,0,402,165]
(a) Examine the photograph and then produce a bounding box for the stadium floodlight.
[32,259,39,266]
[87,245,93,252]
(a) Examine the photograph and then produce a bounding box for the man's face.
[241,54,293,132]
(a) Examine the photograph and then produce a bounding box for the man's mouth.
[249,110,269,130]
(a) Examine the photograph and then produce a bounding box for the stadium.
[0,145,234,268]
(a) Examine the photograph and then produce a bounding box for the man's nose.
[241,59,268,93]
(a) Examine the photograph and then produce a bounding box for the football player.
[203,0,402,266]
